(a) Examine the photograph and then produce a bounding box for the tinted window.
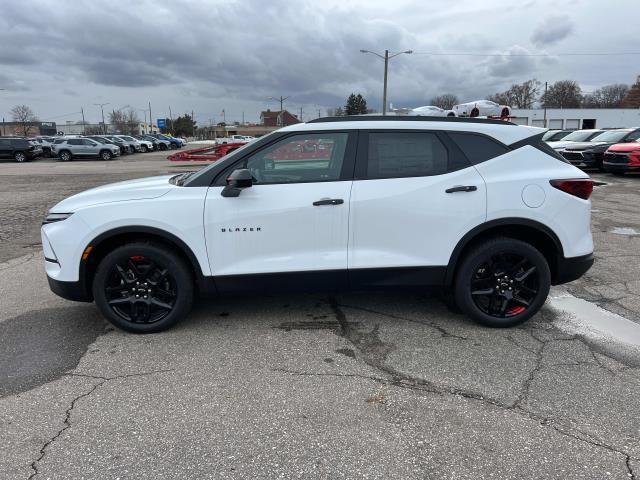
[68,139,82,145]
[54,139,65,144]
[367,132,447,179]
[448,132,509,165]
[0,139,10,146]
[240,133,349,184]
[627,130,640,141]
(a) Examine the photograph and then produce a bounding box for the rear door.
[348,129,487,286]
[0,139,11,158]
[204,131,357,291]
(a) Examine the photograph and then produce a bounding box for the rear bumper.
[47,275,92,302]
[553,253,594,285]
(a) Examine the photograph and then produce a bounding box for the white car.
[42,116,593,333]
[451,100,511,118]
[408,106,453,117]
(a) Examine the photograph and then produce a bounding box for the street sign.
[157,119,166,129]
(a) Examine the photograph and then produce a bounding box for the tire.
[93,242,194,333]
[159,143,168,151]
[470,107,480,118]
[501,107,510,117]
[170,143,177,150]
[129,146,136,154]
[447,112,456,117]
[43,147,52,157]
[14,151,27,163]
[141,145,148,153]
[454,237,551,328]
[100,150,112,161]
[58,150,72,162]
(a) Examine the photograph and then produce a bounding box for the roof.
[278,117,545,146]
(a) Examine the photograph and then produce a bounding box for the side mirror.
[221,168,253,197]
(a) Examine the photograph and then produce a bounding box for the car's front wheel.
[100,150,113,161]
[141,144,148,153]
[14,151,27,162]
[93,242,194,333]
[454,237,550,328]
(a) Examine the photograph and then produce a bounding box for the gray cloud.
[531,14,574,46]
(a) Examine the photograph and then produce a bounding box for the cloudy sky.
[0,0,638,126]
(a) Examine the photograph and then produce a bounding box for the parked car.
[542,129,574,142]
[0,137,42,162]
[51,137,120,161]
[603,141,640,175]
[42,116,593,333]
[557,128,640,170]
[115,135,153,153]
[34,136,57,156]
[450,100,511,118]
[86,135,122,152]
[134,135,159,151]
[141,134,171,151]
[103,135,131,155]
[546,129,605,150]
[148,133,182,149]
[408,105,452,117]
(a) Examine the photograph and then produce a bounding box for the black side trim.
[215,270,348,294]
[47,277,92,302]
[509,132,569,163]
[308,116,516,126]
[349,267,446,289]
[445,218,564,286]
[554,253,594,285]
[44,256,59,264]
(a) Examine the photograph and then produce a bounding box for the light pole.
[0,89,5,136]
[360,49,412,115]
[268,96,290,126]
[138,109,148,133]
[93,102,109,134]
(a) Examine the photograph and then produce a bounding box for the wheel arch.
[445,218,564,287]
[81,226,212,300]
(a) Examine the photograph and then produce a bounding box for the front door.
[348,130,487,287]
[204,131,357,292]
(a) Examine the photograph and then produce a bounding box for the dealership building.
[510,108,640,130]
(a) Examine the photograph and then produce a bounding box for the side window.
[367,132,447,179]
[448,132,509,165]
[68,139,82,145]
[82,139,96,146]
[627,130,640,141]
[240,133,349,185]
[0,139,10,146]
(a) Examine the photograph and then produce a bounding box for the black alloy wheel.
[93,243,193,333]
[454,237,550,327]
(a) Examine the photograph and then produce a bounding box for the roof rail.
[307,115,516,126]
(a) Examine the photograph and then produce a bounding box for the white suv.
[42,117,594,333]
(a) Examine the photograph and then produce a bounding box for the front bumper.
[47,275,92,302]
[554,253,594,285]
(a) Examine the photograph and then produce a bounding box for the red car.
[603,142,640,175]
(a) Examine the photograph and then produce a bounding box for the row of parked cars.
[0,133,187,162]
[543,127,640,175]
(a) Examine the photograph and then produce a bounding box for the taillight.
[550,179,593,200]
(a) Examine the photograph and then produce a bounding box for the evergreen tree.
[345,93,368,115]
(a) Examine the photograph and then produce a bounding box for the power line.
[411,51,640,57]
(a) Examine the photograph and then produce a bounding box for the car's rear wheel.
[470,107,480,117]
[159,143,168,151]
[14,151,27,162]
[454,237,550,328]
[93,242,194,333]
[501,107,510,117]
[100,150,112,161]
[58,150,72,162]
[170,143,177,150]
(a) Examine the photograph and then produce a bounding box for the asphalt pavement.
[1,152,639,479]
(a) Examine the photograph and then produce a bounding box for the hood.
[51,175,175,212]
[562,141,607,151]
[608,142,640,153]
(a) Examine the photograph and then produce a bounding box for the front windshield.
[591,130,630,143]
[561,130,601,142]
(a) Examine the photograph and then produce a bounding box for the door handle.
[313,198,344,206]
[445,185,477,193]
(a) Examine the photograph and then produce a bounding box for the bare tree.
[540,80,582,108]
[10,104,39,136]
[621,76,640,108]
[430,93,458,110]
[109,108,141,135]
[487,79,540,108]
[583,84,629,108]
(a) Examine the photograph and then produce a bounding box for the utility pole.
[543,81,548,128]
[360,49,413,115]
[148,102,153,133]
[93,102,109,134]
[269,96,290,126]
[317,108,321,119]
[242,111,244,125]
[0,89,5,136]
[169,106,174,135]
[299,106,303,122]
[81,107,86,134]
[191,109,195,138]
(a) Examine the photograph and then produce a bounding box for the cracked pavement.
[1,157,639,479]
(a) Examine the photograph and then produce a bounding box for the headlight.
[43,212,73,225]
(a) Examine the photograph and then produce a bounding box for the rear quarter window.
[447,132,509,165]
